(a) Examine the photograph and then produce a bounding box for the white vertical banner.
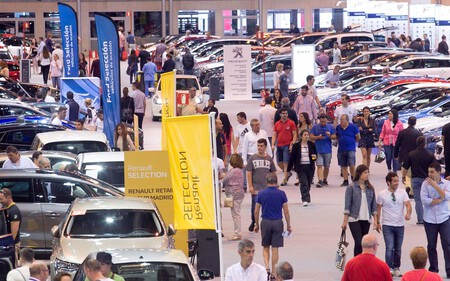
[223,45,252,100]
[385,2,409,36]
[292,45,315,85]
[410,4,436,46]
[435,5,450,50]
[365,1,387,32]
[347,0,368,30]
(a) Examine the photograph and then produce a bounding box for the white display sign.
[385,2,409,36]
[365,1,387,32]
[347,0,367,31]
[435,5,450,49]
[410,4,436,46]
[292,45,316,85]
[223,45,252,100]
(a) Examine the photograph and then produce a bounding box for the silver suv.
[0,169,123,257]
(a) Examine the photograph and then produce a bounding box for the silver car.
[50,197,176,276]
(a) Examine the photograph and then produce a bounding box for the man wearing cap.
[51,106,67,126]
[278,65,291,99]
[95,252,124,281]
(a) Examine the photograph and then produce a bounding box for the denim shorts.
[337,151,356,167]
[316,153,332,167]
[276,145,290,163]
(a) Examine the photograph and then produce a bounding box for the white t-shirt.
[376,188,409,227]
[96,119,104,132]
[51,116,62,126]
[234,122,251,154]
[44,95,56,103]
[2,156,36,169]
[333,48,341,64]
[334,105,357,124]
[225,262,267,281]
[258,105,277,138]
[7,265,30,281]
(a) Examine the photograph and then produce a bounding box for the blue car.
[0,115,76,130]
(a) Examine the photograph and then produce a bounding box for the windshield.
[176,78,199,90]
[42,141,108,154]
[416,96,447,110]
[344,51,363,63]
[374,85,408,100]
[81,162,124,187]
[264,37,291,47]
[352,78,383,94]
[66,209,164,238]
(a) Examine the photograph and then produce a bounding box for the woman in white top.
[114,123,136,151]
[273,63,284,90]
[50,54,63,89]
[40,46,51,84]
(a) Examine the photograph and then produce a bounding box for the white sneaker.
[303,202,308,207]
[394,268,402,277]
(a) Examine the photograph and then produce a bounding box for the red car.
[325,77,445,119]
[6,61,20,81]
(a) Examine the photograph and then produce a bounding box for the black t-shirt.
[442,122,450,155]
[403,148,436,178]
[216,132,226,160]
[3,204,21,243]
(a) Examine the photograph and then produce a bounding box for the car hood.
[54,236,170,265]
[416,116,450,131]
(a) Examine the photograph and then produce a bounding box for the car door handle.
[44,212,61,217]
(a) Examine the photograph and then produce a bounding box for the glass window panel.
[14,13,35,18]
[44,12,59,18]
[45,20,61,38]
[91,20,125,38]
[177,10,214,35]
[89,12,125,17]
[223,10,259,37]
[0,13,15,18]
[18,21,34,37]
[0,21,15,34]
[134,11,162,37]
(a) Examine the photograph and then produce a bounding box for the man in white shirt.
[51,106,67,126]
[242,119,272,165]
[233,112,251,155]
[2,146,36,169]
[225,239,267,281]
[7,248,34,281]
[334,94,357,127]
[95,109,104,132]
[376,172,412,277]
[332,42,341,64]
[258,97,277,145]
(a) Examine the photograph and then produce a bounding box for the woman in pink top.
[50,54,62,89]
[401,247,442,281]
[378,109,404,172]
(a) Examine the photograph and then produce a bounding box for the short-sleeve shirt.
[3,204,21,243]
[234,123,251,154]
[325,70,339,84]
[336,123,359,152]
[2,156,36,169]
[274,119,296,147]
[246,154,277,192]
[334,105,357,124]
[376,188,409,227]
[256,186,288,220]
[310,124,336,154]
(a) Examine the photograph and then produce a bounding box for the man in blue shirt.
[310,113,337,187]
[254,172,291,279]
[420,162,450,278]
[336,114,360,187]
[142,57,157,97]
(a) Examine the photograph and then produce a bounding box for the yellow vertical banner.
[160,70,176,150]
[164,115,216,229]
[124,150,188,254]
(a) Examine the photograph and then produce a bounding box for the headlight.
[153,96,162,105]
[54,258,80,273]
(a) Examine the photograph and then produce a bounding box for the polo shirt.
[336,123,359,152]
[256,186,288,220]
[274,119,296,147]
[310,123,336,154]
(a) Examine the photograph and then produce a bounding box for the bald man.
[29,261,49,281]
[341,234,392,281]
[38,157,51,169]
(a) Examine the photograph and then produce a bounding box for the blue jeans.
[424,217,450,276]
[382,225,405,269]
[383,145,399,172]
[144,80,154,97]
[412,177,425,224]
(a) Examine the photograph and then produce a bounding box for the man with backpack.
[182,48,195,75]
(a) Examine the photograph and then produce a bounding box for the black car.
[0,122,66,152]
[0,76,60,101]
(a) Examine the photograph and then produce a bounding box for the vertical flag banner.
[164,115,215,229]
[57,2,79,77]
[95,13,121,146]
[160,70,176,150]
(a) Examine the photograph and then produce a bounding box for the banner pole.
[209,113,223,279]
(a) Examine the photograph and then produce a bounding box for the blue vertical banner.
[94,13,121,146]
[57,2,79,77]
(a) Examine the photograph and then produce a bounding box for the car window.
[341,36,358,44]
[41,141,108,154]
[5,129,36,146]
[48,157,76,167]
[439,100,450,112]
[358,36,373,42]
[9,106,37,116]
[423,59,440,68]
[0,105,11,116]
[0,89,15,99]
[65,209,164,238]
[439,60,450,67]
[0,179,35,203]
[417,96,447,110]
[81,162,124,187]
[85,184,116,197]
[320,38,337,50]
[176,78,199,90]
[0,51,12,61]
[42,179,89,203]
[400,59,421,70]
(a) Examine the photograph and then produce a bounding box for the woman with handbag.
[222,153,245,241]
[287,129,316,206]
[127,50,138,84]
[378,109,404,172]
[342,164,379,257]
[120,87,135,124]
[358,106,375,168]
[114,123,135,151]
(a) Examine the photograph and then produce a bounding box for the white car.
[374,55,450,79]
[328,50,404,70]
[150,74,209,121]
[50,197,176,276]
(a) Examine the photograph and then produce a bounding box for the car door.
[39,177,93,249]
[0,178,45,250]
[398,59,423,75]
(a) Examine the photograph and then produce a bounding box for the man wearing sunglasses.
[376,172,412,277]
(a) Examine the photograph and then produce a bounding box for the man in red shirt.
[271,108,297,186]
[341,234,392,281]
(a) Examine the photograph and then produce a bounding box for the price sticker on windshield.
[71,210,87,216]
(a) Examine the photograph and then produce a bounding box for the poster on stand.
[435,5,450,49]
[410,4,436,47]
[385,3,409,37]
[223,45,252,100]
[292,45,316,85]
[60,77,101,111]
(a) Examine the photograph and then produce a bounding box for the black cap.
[97,252,112,264]
[284,65,291,70]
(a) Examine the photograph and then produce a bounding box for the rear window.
[81,161,124,187]
[42,141,108,154]
[176,78,199,90]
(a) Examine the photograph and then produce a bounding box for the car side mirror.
[345,85,353,91]
[198,269,215,280]
[210,55,216,60]
[167,224,177,236]
[257,68,263,74]
[396,66,403,71]
[433,107,443,114]
[51,225,60,238]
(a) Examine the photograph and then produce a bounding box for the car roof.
[72,197,157,211]
[35,131,107,144]
[77,151,124,163]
